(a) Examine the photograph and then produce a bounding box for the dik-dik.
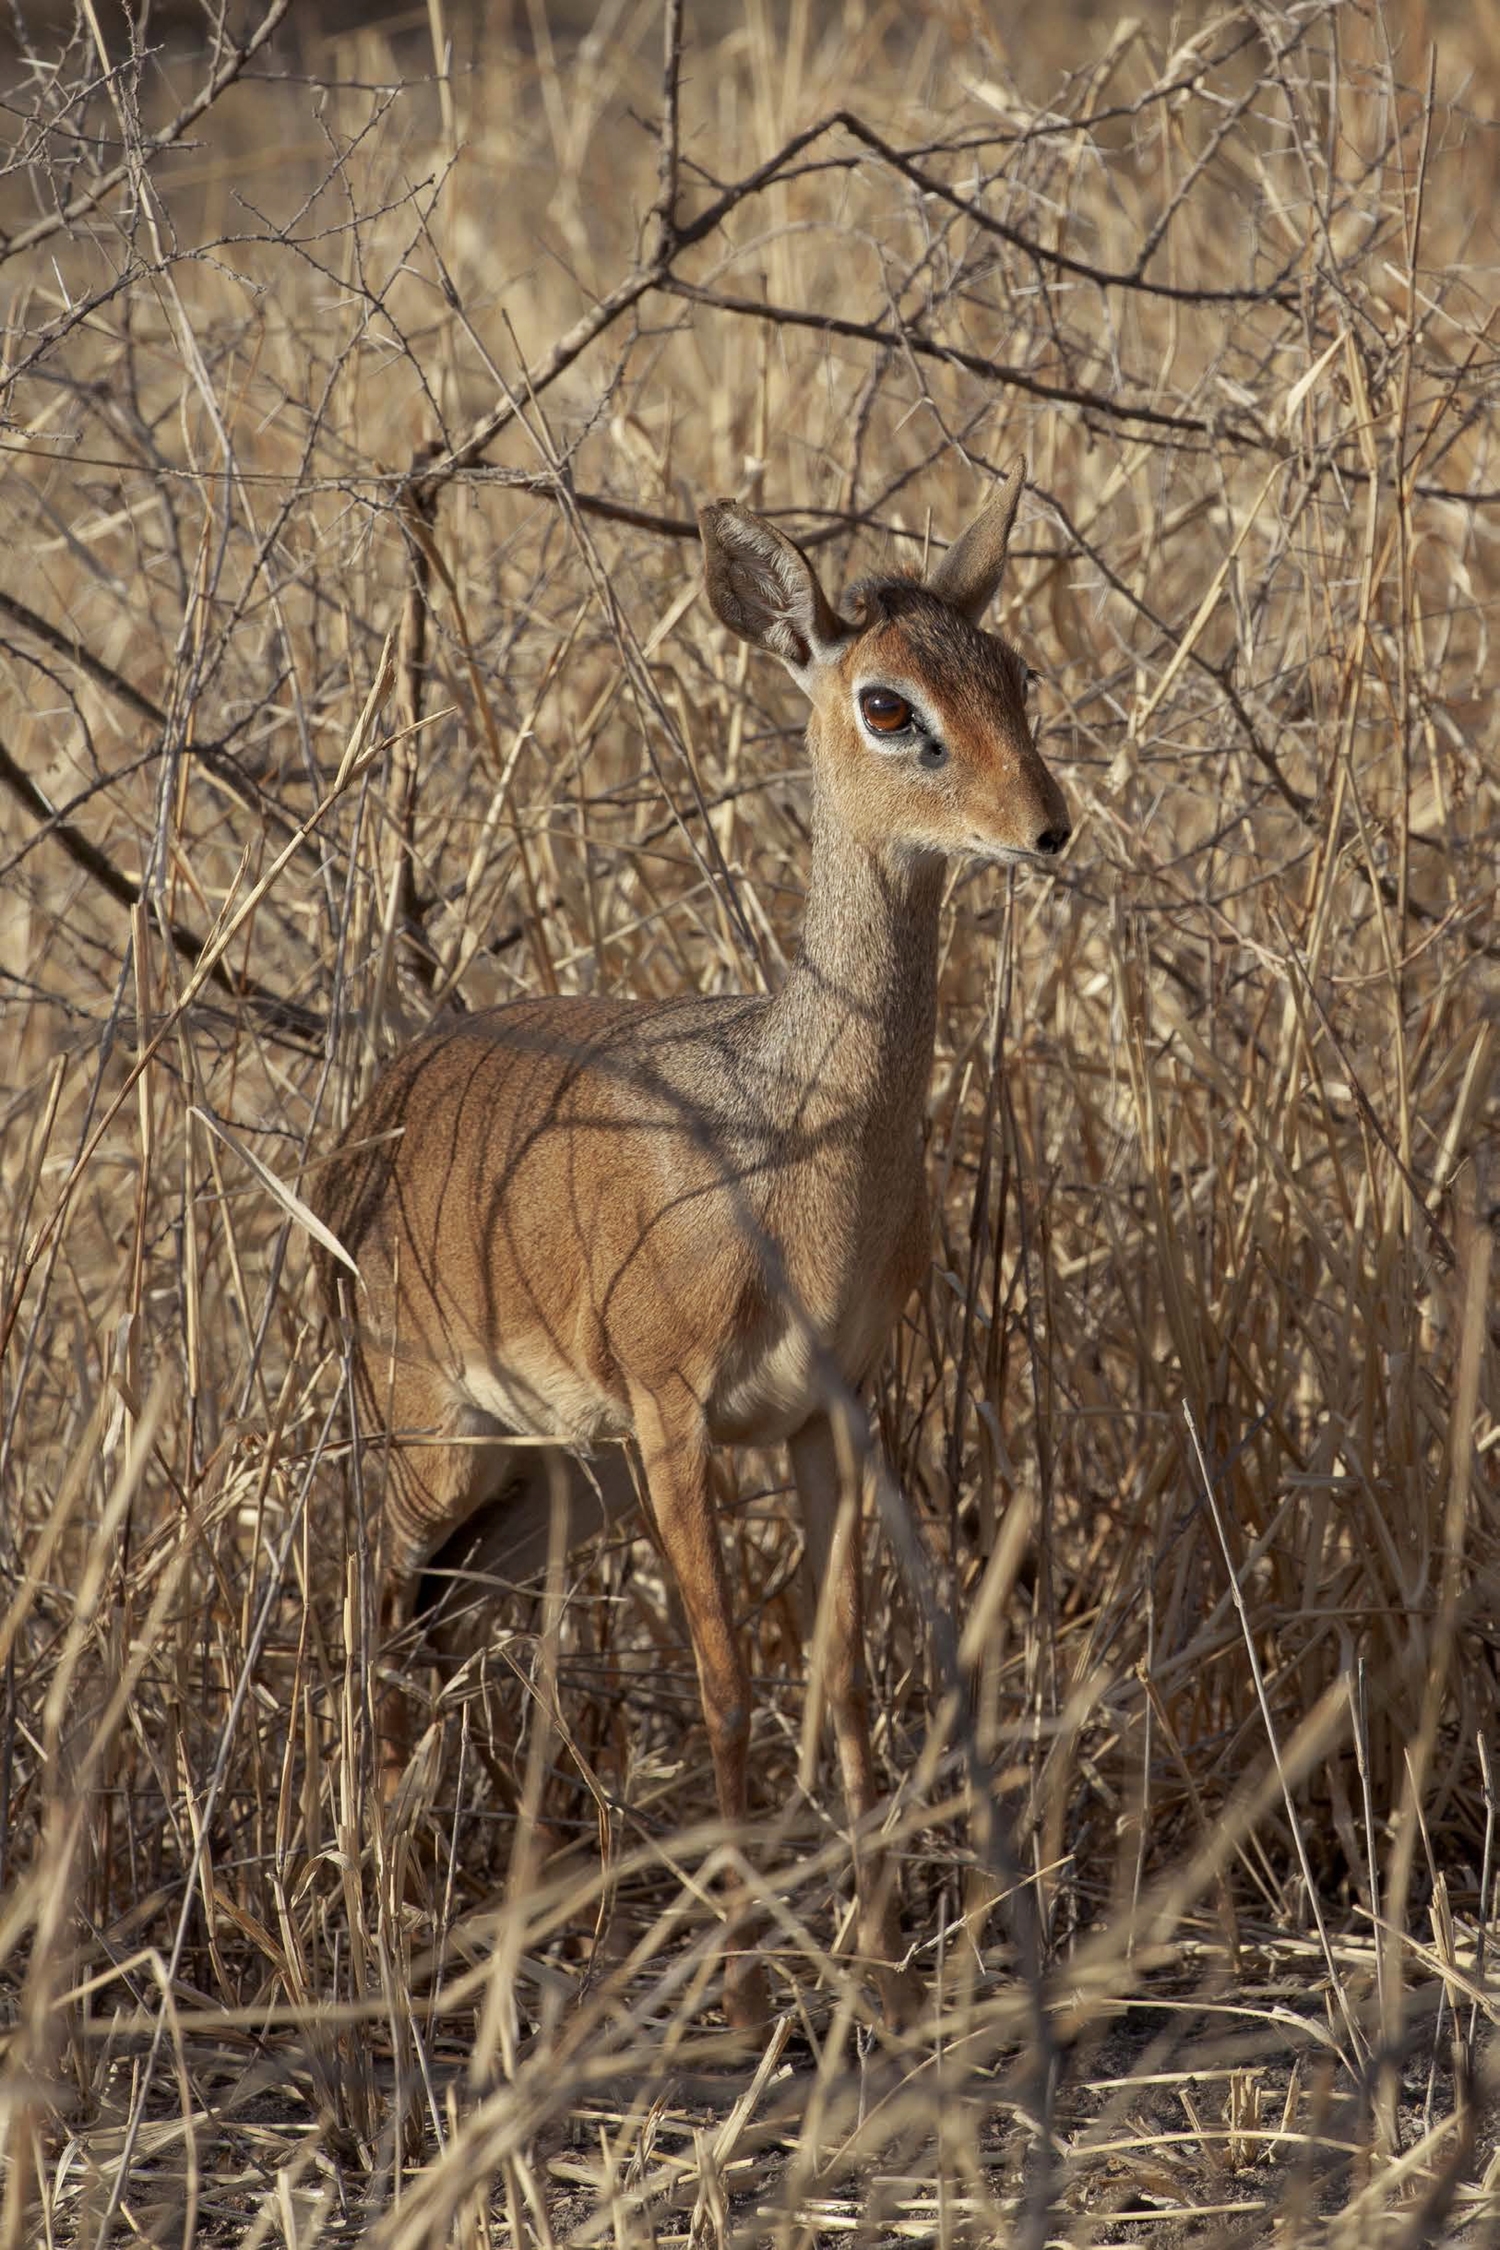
[317,461,1069,2029]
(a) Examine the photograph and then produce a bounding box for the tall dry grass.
[0,0,1496,2240]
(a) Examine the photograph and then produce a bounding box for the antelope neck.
[759,775,945,1139]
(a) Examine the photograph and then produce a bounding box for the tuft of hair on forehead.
[842,577,1031,706]
[839,571,920,630]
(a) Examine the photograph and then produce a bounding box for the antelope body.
[316,463,1069,2028]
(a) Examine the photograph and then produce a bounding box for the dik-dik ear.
[925,455,1026,624]
[698,501,850,678]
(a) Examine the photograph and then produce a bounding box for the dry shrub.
[0,1,1496,2241]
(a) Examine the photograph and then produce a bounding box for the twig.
[0,0,296,268]
[832,108,1307,310]
[1279,935,1457,1271]
[1183,1402,1364,2067]
[658,278,1219,437]
[0,642,398,1363]
[0,587,330,866]
[0,730,318,1042]
[650,0,686,255]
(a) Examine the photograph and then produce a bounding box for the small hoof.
[723,1957,772,2035]
[874,1960,925,2032]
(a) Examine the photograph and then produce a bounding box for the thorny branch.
[0,730,320,1039]
[0,0,296,265]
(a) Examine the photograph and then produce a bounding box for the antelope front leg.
[790,1409,921,2027]
[374,1555,422,1800]
[632,1386,769,2031]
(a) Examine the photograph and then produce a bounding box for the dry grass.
[1,0,1497,2241]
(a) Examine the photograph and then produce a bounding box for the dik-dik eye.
[1021,664,1038,702]
[859,686,914,735]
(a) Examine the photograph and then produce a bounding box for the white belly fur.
[708,1284,894,1444]
[460,1350,630,1447]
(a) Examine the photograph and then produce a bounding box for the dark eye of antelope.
[859,686,913,736]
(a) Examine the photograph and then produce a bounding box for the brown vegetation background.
[0,0,1497,2241]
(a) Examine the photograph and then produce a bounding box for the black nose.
[1034,823,1070,856]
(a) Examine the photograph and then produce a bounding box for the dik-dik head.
[700,460,1070,867]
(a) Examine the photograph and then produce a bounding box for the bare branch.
[0,0,296,268]
[0,730,319,1041]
